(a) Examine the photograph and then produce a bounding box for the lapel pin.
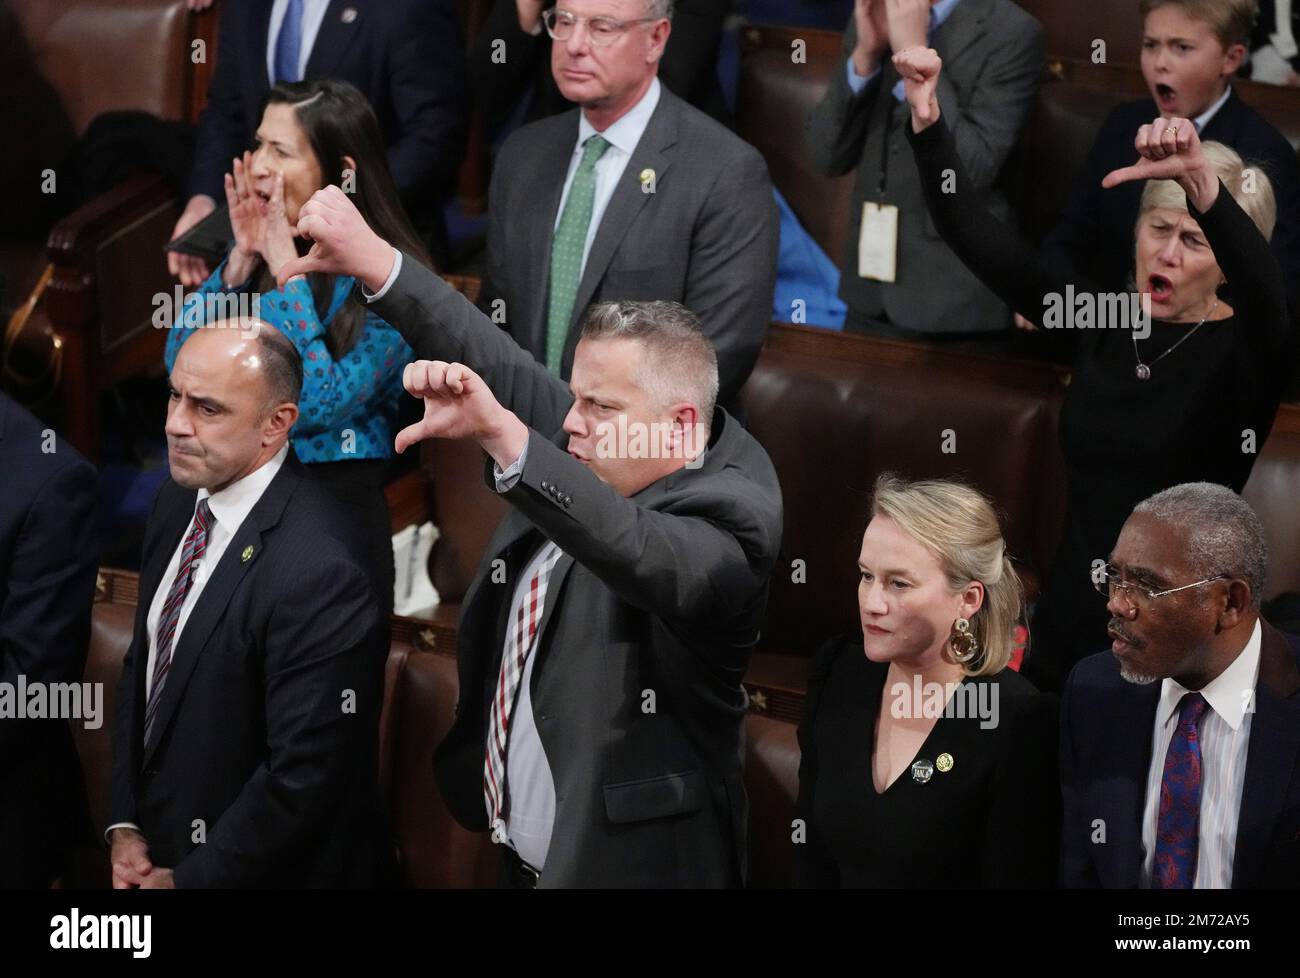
[639,168,656,194]
[341,7,358,23]
[911,758,934,784]
[936,752,954,773]
[241,545,254,563]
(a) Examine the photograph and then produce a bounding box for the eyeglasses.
[542,8,660,46]
[1093,565,1229,609]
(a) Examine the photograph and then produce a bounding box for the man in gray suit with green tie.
[481,0,779,407]
[807,0,1042,343]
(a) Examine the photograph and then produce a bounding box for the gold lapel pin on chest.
[241,545,254,563]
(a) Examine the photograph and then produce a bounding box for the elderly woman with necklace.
[894,47,1294,692]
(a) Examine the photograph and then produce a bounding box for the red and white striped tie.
[484,541,563,829]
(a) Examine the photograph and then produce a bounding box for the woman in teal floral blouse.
[166,80,432,614]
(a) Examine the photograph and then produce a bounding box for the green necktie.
[546,134,611,374]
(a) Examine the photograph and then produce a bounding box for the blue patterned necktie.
[1152,692,1211,888]
[274,0,304,83]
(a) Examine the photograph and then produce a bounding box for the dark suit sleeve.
[907,116,1088,322]
[931,15,1043,190]
[980,689,1060,887]
[468,0,546,137]
[1058,664,1096,887]
[1040,105,1129,285]
[367,253,574,434]
[656,0,727,107]
[805,16,883,178]
[187,0,251,202]
[498,431,779,651]
[382,0,468,202]
[109,482,173,830]
[792,639,842,887]
[1187,174,1292,355]
[479,131,517,329]
[683,147,779,404]
[171,557,384,888]
[0,455,98,750]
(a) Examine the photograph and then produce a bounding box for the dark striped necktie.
[144,498,215,746]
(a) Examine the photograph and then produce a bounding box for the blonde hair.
[1138,141,1277,242]
[1139,0,1257,49]
[871,474,1022,677]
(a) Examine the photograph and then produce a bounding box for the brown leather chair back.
[389,647,498,887]
[1244,413,1300,601]
[736,24,856,267]
[69,597,134,886]
[9,0,196,138]
[422,437,510,604]
[741,327,1069,658]
[744,713,800,888]
[1015,0,1145,69]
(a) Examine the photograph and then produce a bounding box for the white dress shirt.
[1140,619,1261,888]
[553,77,662,276]
[266,0,333,85]
[107,444,289,841]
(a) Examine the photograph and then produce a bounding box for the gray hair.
[579,300,718,429]
[1133,482,1268,608]
[643,0,674,19]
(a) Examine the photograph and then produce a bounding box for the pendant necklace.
[1132,298,1219,380]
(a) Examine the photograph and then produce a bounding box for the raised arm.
[277,186,573,436]
[394,365,781,664]
[1100,119,1291,353]
[895,48,1085,323]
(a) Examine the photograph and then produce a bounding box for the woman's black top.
[909,118,1292,545]
[906,117,1296,677]
[793,634,1059,887]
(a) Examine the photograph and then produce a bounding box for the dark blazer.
[108,450,391,887]
[1042,90,1300,313]
[370,257,784,887]
[186,0,467,243]
[0,395,98,887]
[482,85,779,408]
[1060,621,1300,888]
[795,634,1059,888]
[806,0,1043,334]
[468,0,730,135]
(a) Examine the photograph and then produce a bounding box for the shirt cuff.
[846,57,879,96]
[361,248,403,302]
[105,822,143,845]
[492,439,530,492]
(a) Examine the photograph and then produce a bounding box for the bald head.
[166,320,302,492]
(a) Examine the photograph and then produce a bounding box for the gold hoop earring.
[949,617,979,663]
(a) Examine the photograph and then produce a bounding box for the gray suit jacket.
[483,85,779,406]
[370,257,784,887]
[806,0,1042,334]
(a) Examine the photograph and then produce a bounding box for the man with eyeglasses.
[1060,482,1300,888]
[476,0,779,411]
[468,0,729,133]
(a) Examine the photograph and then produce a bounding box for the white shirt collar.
[1194,86,1233,133]
[577,76,661,156]
[198,443,289,535]
[1156,618,1262,733]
